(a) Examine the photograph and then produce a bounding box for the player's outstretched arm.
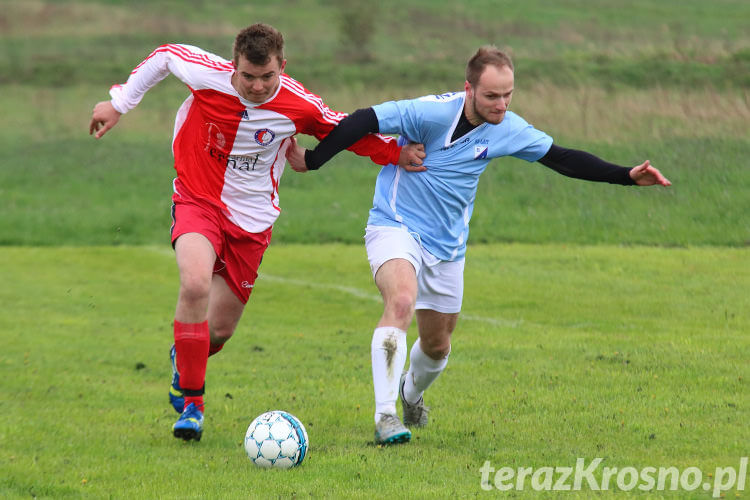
[629,160,671,186]
[287,137,425,173]
[537,144,671,187]
[89,101,122,139]
[303,107,425,172]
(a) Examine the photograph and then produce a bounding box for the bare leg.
[207,274,245,347]
[415,309,458,360]
[174,233,216,322]
[374,258,418,330]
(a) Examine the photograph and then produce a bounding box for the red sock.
[208,342,225,357]
[184,396,204,413]
[174,319,209,413]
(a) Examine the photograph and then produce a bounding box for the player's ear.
[464,80,473,97]
[279,59,287,74]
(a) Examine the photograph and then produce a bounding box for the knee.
[210,322,235,344]
[419,336,451,360]
[179,274,212,305]
[385,291,416,323]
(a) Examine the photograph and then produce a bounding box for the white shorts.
[364,225,465,313]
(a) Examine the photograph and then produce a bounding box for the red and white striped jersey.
[109,44,399,233]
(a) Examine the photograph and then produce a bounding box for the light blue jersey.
[369,92,553,261]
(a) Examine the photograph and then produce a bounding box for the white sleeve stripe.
[280,75,343,125]
[280,75,305,94]
[169,44,233,71]
[131,44,232,76]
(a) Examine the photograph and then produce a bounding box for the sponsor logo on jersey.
[254,128,276,146]
[241,281,255,289]
[474,145,488,159]
[239,110,250,120]
[204,122,226,151]
[227,154,260,171]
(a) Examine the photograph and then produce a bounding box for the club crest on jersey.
[474,145,488,159]
[254,128,276,146]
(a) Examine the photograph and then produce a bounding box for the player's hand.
[399,142,427,172]
[287,136,309,172]
[89,101,121,139]
[629,160,671,186]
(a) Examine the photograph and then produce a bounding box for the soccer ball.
[244,410,308,469]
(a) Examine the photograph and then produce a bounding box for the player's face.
[233,55,286,103]
[465,64,514,125]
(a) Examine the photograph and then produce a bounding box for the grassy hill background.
[1,0,748,247]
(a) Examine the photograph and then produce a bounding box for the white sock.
[371,326,407,423]
[403,338,449,404]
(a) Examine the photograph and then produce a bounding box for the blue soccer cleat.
[172,402,204,441]
[169,344,185,413]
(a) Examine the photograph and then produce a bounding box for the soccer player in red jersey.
[89,23,425,441]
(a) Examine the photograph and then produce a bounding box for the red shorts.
[170,183,272,304]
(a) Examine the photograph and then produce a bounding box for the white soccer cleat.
[374,413,411,445]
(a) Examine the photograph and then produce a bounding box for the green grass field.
[1,244,748,498]
[2,0,749,497]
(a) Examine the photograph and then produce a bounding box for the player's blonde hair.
[233,23,284,66]
[466,46,514,86]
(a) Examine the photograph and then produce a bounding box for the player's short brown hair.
[233,23,284,66]
[466,46,514,86]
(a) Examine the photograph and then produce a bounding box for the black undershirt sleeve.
[538,144,636,185]
[303,110,636,186]
[304,107,380,170]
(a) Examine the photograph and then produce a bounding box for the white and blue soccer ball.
[244,410,309,469]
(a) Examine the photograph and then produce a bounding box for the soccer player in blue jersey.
[287,46,671,445]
